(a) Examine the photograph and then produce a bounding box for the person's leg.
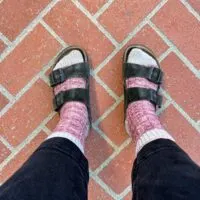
[124,45,200,199]
[0,47,90,200]
[132,139,200,200]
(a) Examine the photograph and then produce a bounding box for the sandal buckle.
[54,69,66,84]
[49,69,66,87]
[157,95,163,108]
[156,70,163,84]
[53,92,65,111]
[149,68,163,84]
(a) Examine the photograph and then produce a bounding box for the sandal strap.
[53,88,90,112]
[124,63,163,84]
[49,63,89,87]
[125,87,162,110]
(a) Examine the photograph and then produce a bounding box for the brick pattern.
[0,0,199,199]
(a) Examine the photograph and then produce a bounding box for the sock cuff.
[136,129,175,155]
[47,131,84,153]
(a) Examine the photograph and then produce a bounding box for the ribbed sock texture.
[125,49,174,154]
[48,50,89,153]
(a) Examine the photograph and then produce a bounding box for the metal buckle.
[150,68,163,84]
[53,92,65,111]
[156,70,163,84]
[157,95,162,108]
[53,69,66,84]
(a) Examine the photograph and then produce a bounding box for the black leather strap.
[49,63,89,87]
[124,63,163,84]
[53,88,90,112]
[125,88,162,110]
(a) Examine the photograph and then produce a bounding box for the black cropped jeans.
[0,138,200,200]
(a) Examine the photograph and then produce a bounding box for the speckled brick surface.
[0,0,200,199]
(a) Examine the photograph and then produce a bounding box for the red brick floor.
[0,0,199,199]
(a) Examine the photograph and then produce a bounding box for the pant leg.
[0,137,89,200]
[132,139,200,200]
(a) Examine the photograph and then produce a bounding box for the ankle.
[54,102,89,139]
[126,100,163,140]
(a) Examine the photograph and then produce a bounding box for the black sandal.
[49,46,91,124]
[123,44,163,119]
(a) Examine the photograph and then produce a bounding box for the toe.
[54,50,84,71]
[127,48,158,68]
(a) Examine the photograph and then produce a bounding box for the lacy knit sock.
[125,48,174,154]
[47,50,89,153]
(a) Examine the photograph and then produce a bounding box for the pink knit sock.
[125,48,174,154]
[48,50,89,153]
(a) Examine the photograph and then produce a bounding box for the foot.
[124,45,174,154]
[48,48,90,153]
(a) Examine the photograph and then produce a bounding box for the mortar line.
[118,185,132,200]
[0,0,59,62]
[93,0,168,74]
[158,47,172,62]
[181,0,200,21]
[93,138,132,175]
[90,174,119,199]
[71,0,119,47]
[40,19,68,48]
[0,56,57,117]
[0,112,55,172]
[93,0,115,19]
[148,21,200,79]
[0,84,14,102]
[161,88,200,132]
[157,99,171,116]
[40,73,50,85]
[42,126,53,136]
[94,96,123,126]
[0,33,12,46]
[92,73,119,100]
[0,136,14,152]
[92,124,119,150]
